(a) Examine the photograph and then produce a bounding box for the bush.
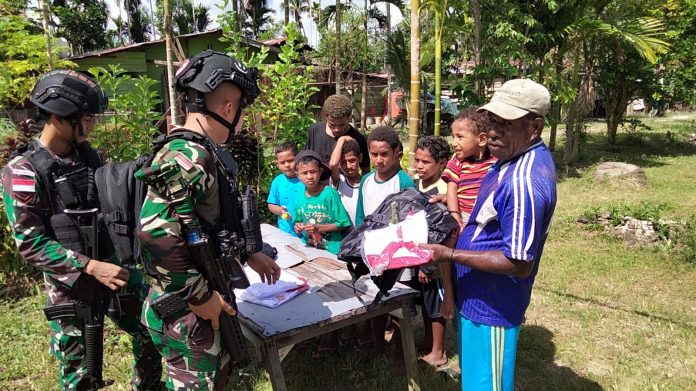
[579,201,696,264]
[218,13,319,198]
[88,65,162,162]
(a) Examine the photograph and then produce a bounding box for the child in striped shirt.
[442,108,497,229]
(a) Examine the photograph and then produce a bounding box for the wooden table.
[235,224,421,391]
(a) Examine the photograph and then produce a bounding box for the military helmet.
[30,70,108,118]
[175,50,260,108]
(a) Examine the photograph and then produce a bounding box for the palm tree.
[561,9,669,162]
[280,0,310,37]
[244,0,275,38]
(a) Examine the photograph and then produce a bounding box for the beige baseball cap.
[478,79,551,120]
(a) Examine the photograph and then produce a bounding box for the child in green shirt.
[293,150,351,255]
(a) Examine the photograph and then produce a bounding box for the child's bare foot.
[419,351,448,367]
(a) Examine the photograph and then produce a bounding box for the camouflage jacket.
[0,151,94,289]
[137,132,220,306]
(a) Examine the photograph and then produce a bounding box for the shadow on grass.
[537,288,696,331]
[516,325,603,391]
[552,131,696,181]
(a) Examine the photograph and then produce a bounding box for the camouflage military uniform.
[1,148,162,391]
[137,133,230,391]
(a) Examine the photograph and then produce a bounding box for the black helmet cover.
[30,70,108,118]
[175,50,260,108]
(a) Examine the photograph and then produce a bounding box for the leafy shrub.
[579,201,696,264]
[218,12,319,217]
[88,65,162,162]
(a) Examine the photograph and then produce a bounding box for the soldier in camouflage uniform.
[137,50,281,390]
[0,70,162,390]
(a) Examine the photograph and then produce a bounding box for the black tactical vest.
[14,141,106,257]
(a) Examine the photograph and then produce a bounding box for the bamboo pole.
[406,0,421,168]
[164,0,181,126]
[40,0,53,69]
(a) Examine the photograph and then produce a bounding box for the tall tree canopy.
[52,0,109,54]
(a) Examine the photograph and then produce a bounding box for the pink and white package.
[362,210,433,276]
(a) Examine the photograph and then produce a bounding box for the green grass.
[2,113,696,390]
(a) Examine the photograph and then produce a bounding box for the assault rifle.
[137,161,250,365]
[43,207,109,390]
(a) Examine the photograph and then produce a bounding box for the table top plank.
[237,224,417,338]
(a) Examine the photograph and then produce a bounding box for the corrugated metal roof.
[69,29,277,60]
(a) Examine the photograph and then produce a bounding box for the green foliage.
[579,200,696,263]
[620,117,652,144]
[53,0,109,55]
[315,8,386,74]
[0,14,73,109]
[220,13,319,195]
[88,65,162,162]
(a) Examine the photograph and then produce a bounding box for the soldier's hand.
[247,252,281,285]
[190,291,236,330]
[84,260,130,290]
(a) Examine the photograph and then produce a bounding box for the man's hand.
[84,260,129,290]
[247,252,281,284]
[189,290,236,330]
[294,222,304,235]
[418,243,454,264]
[440,294,456,320]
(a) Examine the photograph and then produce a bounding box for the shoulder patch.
[174,153,194,172]
[11,177,36,204]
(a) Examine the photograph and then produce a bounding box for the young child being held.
[267,142,304,237]
[329,136,363,227]
[292,150,351,255]
[442,108,498,229]
[412,135,452,367]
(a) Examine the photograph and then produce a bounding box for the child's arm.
[268,203,284,216]
[266,178,284,216]
[446,182,464,228]
[329,136,351,185]
[439,234,458,320]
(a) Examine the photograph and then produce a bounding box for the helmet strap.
[188,91,240,144]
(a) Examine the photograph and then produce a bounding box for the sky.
[28,0,404,48]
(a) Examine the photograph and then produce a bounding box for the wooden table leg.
[399,300,421,391]
[263,341,287,391]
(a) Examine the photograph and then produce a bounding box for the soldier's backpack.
[337,188,459,305]
[95,129,260,270]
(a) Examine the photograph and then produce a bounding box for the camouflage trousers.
[46,272,163,390]
[142,292,230,391]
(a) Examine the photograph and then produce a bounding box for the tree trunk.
[360,0,368,132]
[40,0,53,70]
[284,0,290,24]
[164,0,181,127]
[471,0,482,95]
[335,0,341,94]
[433,9,442,136]
[548,49,564,151]
[407,0,421,170]
[563,104,579,163]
